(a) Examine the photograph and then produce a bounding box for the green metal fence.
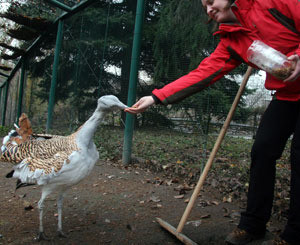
[0,0,271,164]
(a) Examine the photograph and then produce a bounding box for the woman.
[125,0,300,244]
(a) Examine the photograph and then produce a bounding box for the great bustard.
[0,95,127,240]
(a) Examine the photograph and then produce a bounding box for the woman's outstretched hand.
[124,96,155,114]
[284,54,300,82]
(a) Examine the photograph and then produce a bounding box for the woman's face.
[201,0,237,23]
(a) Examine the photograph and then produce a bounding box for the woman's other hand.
[284,54,300,82]
[124,96,155,114]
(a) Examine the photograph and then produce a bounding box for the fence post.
[46,19,64,133]
[1,82,9,126]
[16,58,26,123]
[0,88,2,125]
[122,0,145,165]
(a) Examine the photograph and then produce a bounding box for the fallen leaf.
[201,214,211,219]
[149,196,161,203]
[223,196,232,203]
[186,220,202,227]
[165,180,173,186]
[230,211,241,219]
[23,200,33,211]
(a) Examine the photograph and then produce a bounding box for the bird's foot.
[37,232,50,241]
[57,230,68,238]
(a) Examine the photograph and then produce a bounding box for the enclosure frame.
[0,0,145,164]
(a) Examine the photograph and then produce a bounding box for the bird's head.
[97,95,127,112]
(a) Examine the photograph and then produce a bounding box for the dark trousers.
[238,99,300,244]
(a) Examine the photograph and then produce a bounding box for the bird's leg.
[37,190,51,241]
[57,192,67,238]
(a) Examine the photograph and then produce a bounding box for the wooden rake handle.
[176,66,253,232]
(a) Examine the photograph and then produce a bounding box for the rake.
[156,66,253,245]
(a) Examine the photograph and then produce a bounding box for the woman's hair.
[227,0,236,9]
[205,0,236,24]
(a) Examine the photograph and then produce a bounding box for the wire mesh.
[0,0,273,166]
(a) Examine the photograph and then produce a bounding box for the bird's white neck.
[76,110,105,148]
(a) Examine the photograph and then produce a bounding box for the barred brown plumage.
[1,133,79,174]
[1,132,79,174]
[1,95,127,241]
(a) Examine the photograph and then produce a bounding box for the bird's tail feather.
[5,170,14,178]
[16,179,36,190]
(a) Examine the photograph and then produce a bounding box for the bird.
[0,95,127,241]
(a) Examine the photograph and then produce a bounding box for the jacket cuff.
[151,93,162,104]
[296,45,300,58]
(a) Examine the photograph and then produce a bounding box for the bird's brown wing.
[22,148,76,175]
[1,134,80,173]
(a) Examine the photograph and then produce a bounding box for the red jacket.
[152,0,300,104]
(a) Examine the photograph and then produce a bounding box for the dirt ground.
[0,160,284,245]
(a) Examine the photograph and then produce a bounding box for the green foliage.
[0,126,11,137]
[95,126,251,166]
[94,126,125,161]
[10,0,163,123]
[8,0,59,21]
[137,110,175,128]
[4,0,255,130]
[150,1,254,128]
[94,126,291,186]
[153,0,215,83]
